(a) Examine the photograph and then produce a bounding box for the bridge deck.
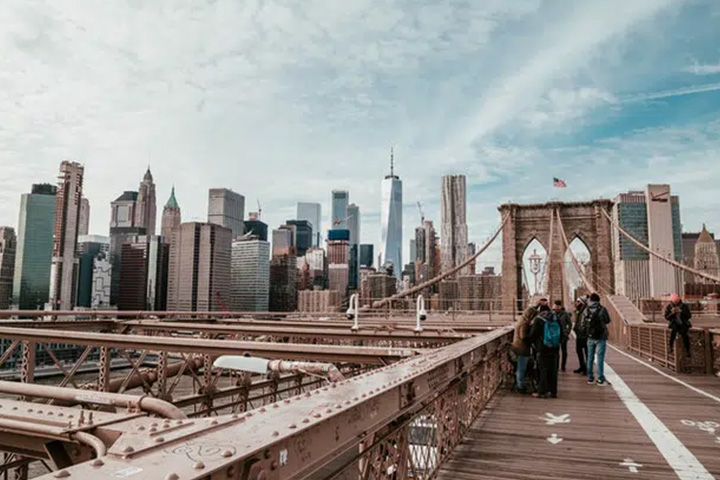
[439,341,720,479]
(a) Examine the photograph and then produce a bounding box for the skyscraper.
[286,220,312,257]
[161,187,181,243]
[208,188,245,239]
[0,227,17,309]
[109,191,146,306]
[119,235,168,311]
[78,197,90,236]
[612,185,683,300]
[231,237,270,311]
[272,226,296,257]
[359,244,374,268]
[380,149,403,279]
[331,191,349,230]
[297,202,322,247]
[76,235,109,308]
[13,184,57,310]
[440,174,469,277]
[269,255,298,312]
[135,168,157,235]
[50,161,84,310]
[327,229,350,297]
[243,219,268,242]
[167,222,232,312]
[415,220,438,289]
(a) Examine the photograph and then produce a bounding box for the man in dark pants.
[573,296,589,375]
[665,293,692,357]
[529,304,560,398]
[553,300,572,372]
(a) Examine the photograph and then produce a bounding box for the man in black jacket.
[585,293,611,387]
[665,293,692,357]
[528,304,560,398]
[572,296,589,375]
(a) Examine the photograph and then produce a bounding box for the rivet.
[138,426,146,431]
[314,413,321,418]
[246,413,253,417]
[151,422,158,427]
[210,420,218,425]
[28,409,33,413]
[194,461,205,470]
[305,392,311,397]
[54,470,70,478]
[48,411,54,416]
[150,427,157,433]
[232,414,239,419]
[284,399,290,404]
[175,419,183,425]
[259,408,266,413]
[91,459,104,467]
[272,431,280,436]
[222,450,233,458]
[155,437,164,443]
[165,474,179,480]
[289,424,297,429]
[302,418,310,424]
[122,446,135,453]
[273,404,279,409]
[58,412,64,417]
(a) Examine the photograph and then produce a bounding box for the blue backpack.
[543,316,561,348]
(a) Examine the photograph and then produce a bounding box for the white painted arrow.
[619,458,643,473]
[540,413,571,425]
[547,433,563,445]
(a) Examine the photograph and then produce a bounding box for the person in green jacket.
[552,300,573,372]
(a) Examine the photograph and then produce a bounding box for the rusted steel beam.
[0,328,419,364]
[30,327,512,480]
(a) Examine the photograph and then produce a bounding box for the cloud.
[684,62,720,75]
[624,81,720,101]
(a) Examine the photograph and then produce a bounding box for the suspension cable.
[370,213,511,309]
[600,209,720,285]
[555,208,597,293]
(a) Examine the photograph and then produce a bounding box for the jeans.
[516,355,529,389]
[560,340,568,370]
[576,337,588,372]
[587,338,607,381]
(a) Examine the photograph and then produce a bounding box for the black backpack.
[585,307,605,339]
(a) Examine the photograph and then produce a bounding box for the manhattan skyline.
[2,1,720,270]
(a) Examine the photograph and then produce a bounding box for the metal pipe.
[267,360,345,383]
[0,381,186,419]
[0,418,106,458]
[72,432,107,457]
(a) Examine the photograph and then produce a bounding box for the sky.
[2,0,720,273]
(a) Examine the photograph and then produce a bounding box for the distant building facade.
[135,168,157,235]
[612,185,683,300]
[359,244,374,268]
[76,235,110,308]
[109,191,146,306]
[208,188,245,239]
[297,202,322,247]
[160,187,181,244]
[269,255,298,312]
[78,197,90,236]
[119,235,168,311]
[298,290,341,312]
[272,226,296,257]
[0,227,17,309]
[331,191,349,230]
[440,175,469,277]
[243,219,268,242]
[693,225,720,283]
[327,230,350,298]
[231,238,270,311]
[286,220,313,257]
[167,222,232,311]
[13,184,57,310]
[50,161,84,310]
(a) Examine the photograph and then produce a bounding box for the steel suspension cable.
[370,213,511,309]
[555,209,597,293]
[600,209,720,285]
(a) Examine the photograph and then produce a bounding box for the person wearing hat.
[572,296,589,374]
[664,293,692,357]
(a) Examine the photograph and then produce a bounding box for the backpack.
[586,307,606,339]
[543,316,561,348]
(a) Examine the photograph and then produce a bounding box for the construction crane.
[332,214,353,226]
[417,201,425,224]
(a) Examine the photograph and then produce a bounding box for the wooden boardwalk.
[438,341,720,479]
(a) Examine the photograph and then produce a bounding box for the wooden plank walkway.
[438,341,720,479]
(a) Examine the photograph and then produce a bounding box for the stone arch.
[499,200,614,312]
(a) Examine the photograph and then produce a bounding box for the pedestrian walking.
[572,296,589,375]
[664,293,692,357]
[553,300,572,372]
[529,304,561,398]
[585,293,611,386]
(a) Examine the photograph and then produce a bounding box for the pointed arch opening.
[522,238,548,299]
[564,236,592,302]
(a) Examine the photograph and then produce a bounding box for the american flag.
[553,177,567,188]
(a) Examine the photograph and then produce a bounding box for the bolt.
[273,404,279,409]
[48,411,54,416]
[165,474,179,480]
[58,412,64,417]
[155,437,164,443]
[289,424,297,429]
[284,399,290,404]
[259,408,266,413]
[150,427,157,433]
[122,446,135,454]
[315,413,322,418]
[222,450,233,458]
[91,459,104,467]
[175,419,183,425]
[138,425,146,431]
[246,412,253,417]
[194,461,205,470]
[302,418,310,424]
[210,420,218,425]
[272,431,279,437]
[28,408,33,413]
[54,470,70,478]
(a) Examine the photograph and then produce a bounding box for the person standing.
[529,304,561,398]
[553,300,573,372]
[585,293,611,386]
[664,293,692,357]
[572,297,589,375]
[512,312,533,394]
